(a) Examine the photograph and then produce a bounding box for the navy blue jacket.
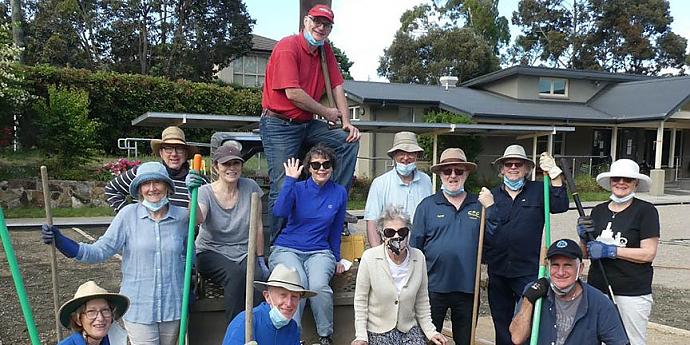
[527,282,629,345]
[484,180,569,277]
[411,192,496,293]
[223,302,301,345]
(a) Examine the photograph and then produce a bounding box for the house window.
[538,78,568,98]
[232,55,268,87]
[349,106,362,121]
[537,133,565,155]
[399,106,415,122]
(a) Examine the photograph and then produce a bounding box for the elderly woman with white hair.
[576,158,660,345]
[352,205,447,345]
[42,161,190,345]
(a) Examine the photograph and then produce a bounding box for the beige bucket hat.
[430,148,477,174]
[387,131,424,158]
[254,264,317,298]
[150,126,198,156]
[58,281,130,328]
[493,144,535,170]
[596,159,651,192]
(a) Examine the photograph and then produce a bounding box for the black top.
[588,198,660,296]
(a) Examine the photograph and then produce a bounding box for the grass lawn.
[3,207,114,219]
[570,191,610,202]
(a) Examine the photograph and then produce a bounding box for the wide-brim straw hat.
[430,148,477,174]
[596,159,651,192]
[254,264,317,298]
[129,162,176,198]
[387,131,424,159]
[58,281,129,329]
[150,126,198,156]
[492,144,535,170]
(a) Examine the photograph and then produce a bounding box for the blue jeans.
[268,246,336,337]
[259,115,359,237]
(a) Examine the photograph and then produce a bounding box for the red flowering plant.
[99,158,141,177]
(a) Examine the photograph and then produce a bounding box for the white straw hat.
[596,159,651,192]
[387,132,424,158]
[58,281,129,329]
[254,264,317,298]
[493,144,535,170]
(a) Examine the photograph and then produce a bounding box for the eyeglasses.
[503,162,524,168]
[383,227,410,238]
[161,146,186,154]
[308,16,333,29]
[309,161,332,170]
[441,168,465,176]
[82,308,113,320]
[611,177,635,183]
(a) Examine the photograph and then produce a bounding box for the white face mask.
[610,192,635,204]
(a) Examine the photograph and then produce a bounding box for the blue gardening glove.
[523,277,549,304]
[587,240,617,260]
[257,256,270,280]
[577,216,596,242]
[185,169,204,194]
[41,224,79,258]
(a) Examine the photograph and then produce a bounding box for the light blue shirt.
[77,203,189,324]
[363,168,432,221]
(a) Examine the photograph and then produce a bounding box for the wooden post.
[470,207,486,345]
[41,166,61,342]
[245,192,260,343]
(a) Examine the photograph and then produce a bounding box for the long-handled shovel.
[529,176,552,345]
[245,192,260,344]
[0,208,41,345]
[470,207,486,345]
[41,165,62,342]
[178,154,203,345]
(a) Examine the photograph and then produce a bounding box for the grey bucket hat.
[387,132,424,158]
[129,162,176,199]
[493,144,535,169]
[254,264,317,298]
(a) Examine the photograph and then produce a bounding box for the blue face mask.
[303,31,325,47]
[395,162,416,177]
[268,304,291,329]
[503,176,525,191]
[441,185,465,196]
[610,192,635,204]
[142,197,169,212]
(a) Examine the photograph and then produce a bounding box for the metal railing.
[117,137,211,159]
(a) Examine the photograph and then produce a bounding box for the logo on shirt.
[328,204,333,209]
[468,210,480,220]
[436,214,445,218]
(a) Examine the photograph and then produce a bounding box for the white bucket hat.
[387,132,424,158]
[596,159,651,192]
[493,144,535,170]
[254,264,317,298]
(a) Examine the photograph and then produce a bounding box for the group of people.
[38,4,659,345]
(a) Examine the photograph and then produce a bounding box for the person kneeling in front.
[509,239,628,345]
[222,264,317,345]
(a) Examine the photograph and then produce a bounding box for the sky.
[245,0,690,82]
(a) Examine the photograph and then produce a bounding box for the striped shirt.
[104,163,207,212]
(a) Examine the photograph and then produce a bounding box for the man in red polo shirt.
[260,5,360,243]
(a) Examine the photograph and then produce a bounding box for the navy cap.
[547,239,582,260]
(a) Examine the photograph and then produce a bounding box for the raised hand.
[478,187,495,208]
[523,277,549,304]
[539,152,563,179]
[283,158,304,179]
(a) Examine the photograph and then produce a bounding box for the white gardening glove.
[539,152,562,180]
[478,187,494,208]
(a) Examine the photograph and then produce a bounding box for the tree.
[331,42,353,80]
[511,0,688,75]
[378,5,499,84]
[0,23,29,133]
[435,0,511,54]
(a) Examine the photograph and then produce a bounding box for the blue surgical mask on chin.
[441,185,465,196]
[503,176,525,191]
[142,197,169,212]
[610,192,635,204]
[268,304,291,329]
[303,31,325,47]
[395,162,416,177]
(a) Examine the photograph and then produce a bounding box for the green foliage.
[435,0,511,54]
[331,42,354,80]
[511,0,688,75]
[34,85,99,165]
[574,173,606,193]
[18,64,262,152]
[0,23,30,129]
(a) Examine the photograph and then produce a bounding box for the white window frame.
[538,77,569,98]
[233,55,267,87]
[349,106,362,121]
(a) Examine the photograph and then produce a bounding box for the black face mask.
[386,237,407,255]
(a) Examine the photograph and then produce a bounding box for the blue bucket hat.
[129,162,176,199]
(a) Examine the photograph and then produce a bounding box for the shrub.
[99,158,142,177]
[574,173,606,193]
[34,85,99,166]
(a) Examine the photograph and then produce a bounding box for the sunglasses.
[611,176,635,183]
[441,168,465,176]
[383,227,410,238]
[503,162,524,168]
[308,16,333,29]
[309,161,332,170]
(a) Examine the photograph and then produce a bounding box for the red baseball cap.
[307,4,334,23]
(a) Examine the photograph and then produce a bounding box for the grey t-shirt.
[194,178,264,262]
[554,289,583,345]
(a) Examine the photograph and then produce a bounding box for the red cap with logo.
[307,4,334,23]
